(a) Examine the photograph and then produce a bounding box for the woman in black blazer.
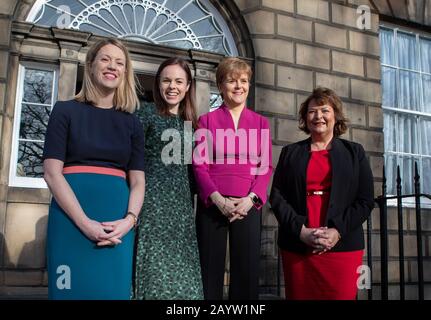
[269,87,374,300]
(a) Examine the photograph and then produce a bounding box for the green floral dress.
[133,103,203,300]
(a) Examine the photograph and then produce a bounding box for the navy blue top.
[43,100,145,172]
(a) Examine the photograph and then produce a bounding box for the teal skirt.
[47,169,134,300]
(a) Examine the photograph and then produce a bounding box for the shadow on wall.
[18,215,48,269]
[3,215,48,269]
[0,231,10,270]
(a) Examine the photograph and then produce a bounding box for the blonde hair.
[75,38,139,113]
[216,57,252,91]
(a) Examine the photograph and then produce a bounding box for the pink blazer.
[193,104,273,208]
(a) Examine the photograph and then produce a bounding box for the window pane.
[423,74,431,113]
[419,118,431,156]
[380,28,395,65]
[209,93,222,112]
[30,0,238,56]
[399,70,420,111]
[17,141,44,178]
[420,37,431,73]
[23,69,54,104]
[397,114,418,154]
[383,112,397,152]
[397,32,418,70]
[423,157,431,194]
[381,66,397,107]
[400,156,414,194]
[19,103,50,140]
[384,153,397,195]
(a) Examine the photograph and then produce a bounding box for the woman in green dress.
[133,57,203,299]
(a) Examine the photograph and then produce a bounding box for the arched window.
[27,0,238,56]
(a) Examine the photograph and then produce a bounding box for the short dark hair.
[298,87,348,137]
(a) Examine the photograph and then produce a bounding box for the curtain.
[380,28,431,195]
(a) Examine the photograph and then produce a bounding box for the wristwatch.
[248,193,260,205]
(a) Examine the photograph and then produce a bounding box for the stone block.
[277,118,308,143]
[0,50,9,79]
[262,0,294,12]
[4,270,43,286]
[4,203,48,268]
[272,144,283,168]
[262,203,279,227]
[368,106,383,128]
[253,39,294,63]
[332,51,364,76]
[351,79,382,104]
[278,66,313,92]
[409,260,431,282]
[315,23,348,49]
[349,31,380,56]
[0,82,5,110]
[261,227,278,257]
[366,57,381,80]
[0,0,17,15]
[0,18,11,46]
[256,87,295,116]
[369,155,384,179]
[297,0,329,20]
[244,11,275,34]
[7,187,51,204]
[234,0,260,10]
[316,73,349,98]
[296,43,330,70]
[343,102,366,126]
[259,257,280,286]
[406,209,431,232]
[0,115,13,185]
[352,128,383,153]
[256,61,275,86]
[296,93,310,113]
[58,61,78,101]
[331,2,379,33]
[278,15,312,41]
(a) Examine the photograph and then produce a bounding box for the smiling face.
[158,64,190,111]
[91,44,126,94]
[219,72,249,109]
[306,99,336,138]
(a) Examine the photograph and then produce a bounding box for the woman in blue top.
[43,38,145,299]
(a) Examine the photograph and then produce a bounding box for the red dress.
[281,149,363,300]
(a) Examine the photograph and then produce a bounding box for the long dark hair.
[153,57,198,129]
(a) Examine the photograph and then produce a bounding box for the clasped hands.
[211,192,253,223]
[79,214,136,247]
[299,225,341,254]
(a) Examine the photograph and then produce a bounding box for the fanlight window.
[27,0,238,55]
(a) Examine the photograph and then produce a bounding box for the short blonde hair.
[216,57,252,91]
[75,38,139,113]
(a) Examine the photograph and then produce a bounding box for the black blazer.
[269,137,375,253]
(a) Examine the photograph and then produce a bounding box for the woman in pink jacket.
[193,57,272,299]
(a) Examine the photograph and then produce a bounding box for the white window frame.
[380,24,431,208]
[9,62,59,188]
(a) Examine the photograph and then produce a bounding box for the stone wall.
[0,0,429,299]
